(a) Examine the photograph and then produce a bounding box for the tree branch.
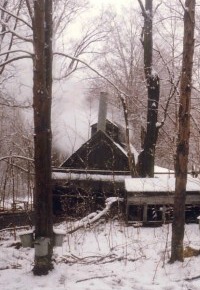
[0,155,34,163]
[191,114,200,134]
[137,0,146,16]
[178,0,186,12]
[154,48,180,129]
[0,49,34,57]
[54,52,129,100]
[0,5,32,29]
[25,0,34,23]
[0,19,33,42]
[154,1,163,14]
[0,0,24,74]
[0,55,32,67]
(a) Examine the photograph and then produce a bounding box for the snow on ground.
[1,220,200,290]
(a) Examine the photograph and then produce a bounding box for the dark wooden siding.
[61,130,129,171]
[91,120,120,143]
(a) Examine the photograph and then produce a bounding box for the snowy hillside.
[1,220,200,290]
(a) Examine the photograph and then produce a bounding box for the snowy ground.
[1,220,200,290]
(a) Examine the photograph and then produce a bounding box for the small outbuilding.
[60,129,130,171]
[52,92,137,216]
[125,177,200,225]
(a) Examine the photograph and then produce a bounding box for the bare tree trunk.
[137,0,160,177]
[170,0,195,263]
[32,0,53,275]
[120,95,137,177]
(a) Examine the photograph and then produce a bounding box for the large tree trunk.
[170,0,195,263]
[137,0,160,177]
[32,0,53,275]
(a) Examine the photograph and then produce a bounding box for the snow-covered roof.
[154,165,174,174]
[125,177,200,193]
[114,142,139,164]
[113,141,128,156]
[130,144,139,164]
[52,172,130,182]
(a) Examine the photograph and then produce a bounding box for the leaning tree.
[170,0,196,263]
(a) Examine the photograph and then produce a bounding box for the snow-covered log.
[67,197,124,234]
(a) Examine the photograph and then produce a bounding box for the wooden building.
[53,92,200,225]
[52,122,137,216]
[125,177,200,225]
[52,93,137,216]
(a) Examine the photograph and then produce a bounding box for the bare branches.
[53,0,88,39]
[0,55,32,67]
[59,252,143,266]
[191,114,200,134]
[0,99,32,109]
[57,10,112,80]
[65,28,106,77]
[0,155,34,163]
[25,0,34,23]
[54,52,129,100]
[0,49,33,57]
[178,0,186,12]
[138,0,160,18]
[0,1,22,74]
[0,4,32,29]
[154,1,163,14]
[154,48,180,129]
[160,78,180,127]
[0,19,32,42]
[137,0,146,16]
[0,1,33,75]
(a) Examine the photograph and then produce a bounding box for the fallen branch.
[76,274,116,283]
[100,255,145,265]
[58,252,145,266]
[66,197,124,234]
[185,275,200,282]
[0,264,21,270]
[0,225,31,233]
[0,266,9,271]
[58,253,117,265]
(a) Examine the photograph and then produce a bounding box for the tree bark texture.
[32,0,53,275]
[137,0,160,177]
[170,0,195,263]
[121,96,137,177]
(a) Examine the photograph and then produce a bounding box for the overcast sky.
[91,0,139,8]
[9,0,143,157]
[51,0,136,155]
[90,0,134,10]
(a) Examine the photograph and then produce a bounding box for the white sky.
[7,0,157,157]
[89,0,134,10]
[52,0,139,155]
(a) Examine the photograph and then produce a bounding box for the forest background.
[0,0,199,275]
[2,0,200,170]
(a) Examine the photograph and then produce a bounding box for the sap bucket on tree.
[19,230,34,248]
[53,229,66,247]
[34,237,50,256]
